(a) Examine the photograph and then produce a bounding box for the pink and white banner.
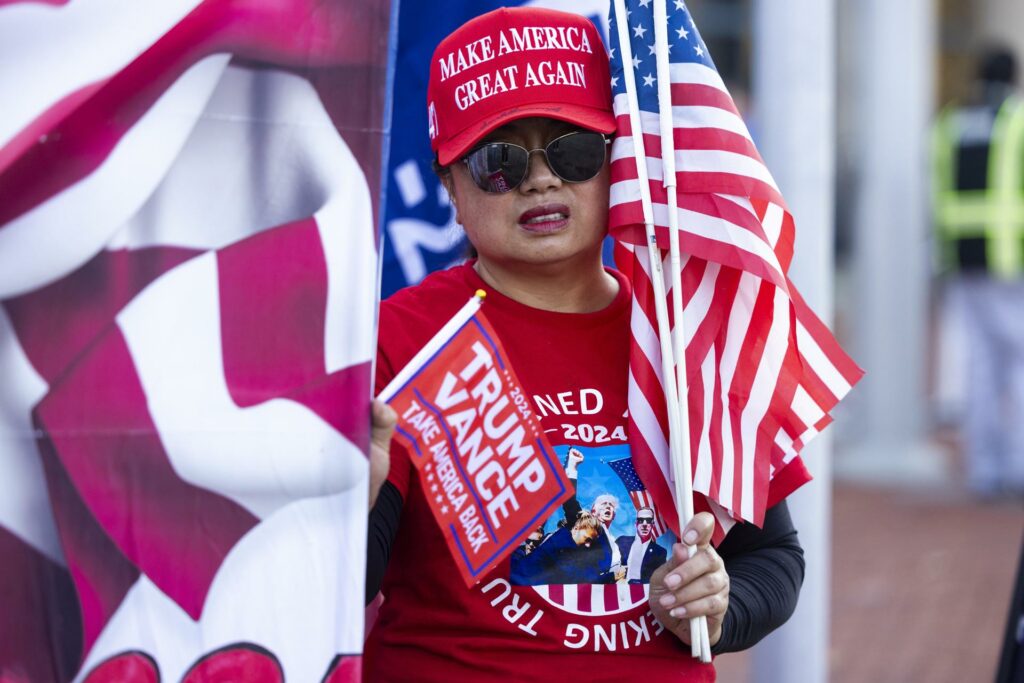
[0,1,392,680]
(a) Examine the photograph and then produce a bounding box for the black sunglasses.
[461,130,609,194]
[636,518,654,524]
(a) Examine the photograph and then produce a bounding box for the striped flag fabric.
[0,0,389,298]
[607,456,668,539]
[607,0,863,532]
[35,217,377,682]
[0,1,390,680]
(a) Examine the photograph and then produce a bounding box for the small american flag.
[607,0,863,533]
[607,456,668,539]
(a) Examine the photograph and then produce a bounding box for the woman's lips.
[518,203,570,233]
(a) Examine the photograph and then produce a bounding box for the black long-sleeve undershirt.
[365,482,804,654]
[365,481,404,605]
[711,501,804,653]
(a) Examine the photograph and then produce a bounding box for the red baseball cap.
[427,7,615,166]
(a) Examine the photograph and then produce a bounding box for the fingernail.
[659,594,676,607]
[665,573,682,588]
[683,530,698,545]
[670,607,687,618]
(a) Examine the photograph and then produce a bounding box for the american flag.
[607,0,863,533]
[607,456,668,539]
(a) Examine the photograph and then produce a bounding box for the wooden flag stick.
[612,0,708,661]
[652,0,711,663]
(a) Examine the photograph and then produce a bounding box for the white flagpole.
[377,290,485,402]
[651,0,711,663]
[612,0,708,661]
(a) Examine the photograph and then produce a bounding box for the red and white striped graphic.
[609,2,863,533]
[532,582,650,617]
[0,1,388,680]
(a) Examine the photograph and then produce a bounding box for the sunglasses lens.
[546,132,606,183]
[461,132,606,193]
[465,143,528,193]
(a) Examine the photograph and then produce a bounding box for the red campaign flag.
[379,293,572,587]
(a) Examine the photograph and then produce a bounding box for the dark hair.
[979,47,1017,86]
[433,154,478,259]
[431,155,450,179]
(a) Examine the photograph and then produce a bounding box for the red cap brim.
[436,103,616,166]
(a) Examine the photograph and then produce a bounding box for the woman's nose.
[518,148,561,192]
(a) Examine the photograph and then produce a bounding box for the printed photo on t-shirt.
[509,444,674,586]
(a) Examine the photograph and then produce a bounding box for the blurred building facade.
[938,0,1024,104]
[837,0,1024,489]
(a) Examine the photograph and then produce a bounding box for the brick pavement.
[713,483,1024,682]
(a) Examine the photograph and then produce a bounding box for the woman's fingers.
[369,399,397,508]
[659,557,733,610]
[680,511,715,548]
[370,399,397,448]
[647,512,729,646]
[667,590,730,621]
[664,544,725,586]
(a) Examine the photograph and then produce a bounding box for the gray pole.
[842,0,938,480]
[750,1,835,681]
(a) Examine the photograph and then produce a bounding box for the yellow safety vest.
[931,95,1024,278]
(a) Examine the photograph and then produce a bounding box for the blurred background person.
[930,47,1024,498]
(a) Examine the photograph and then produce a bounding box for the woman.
[365,7,804,681]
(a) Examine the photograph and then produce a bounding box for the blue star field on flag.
[608,0,714,109]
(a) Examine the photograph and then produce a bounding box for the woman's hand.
[648,512,729,648]
[369,399,397,509]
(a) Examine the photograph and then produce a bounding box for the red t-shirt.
[365,264,715,682]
